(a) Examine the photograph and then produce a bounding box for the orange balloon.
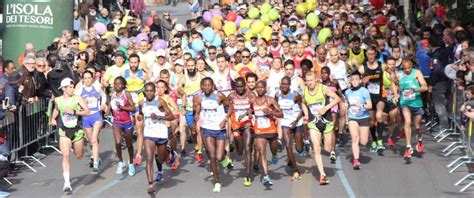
[222,0,233,5]
[210,17,223,30]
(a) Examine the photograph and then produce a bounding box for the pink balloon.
[93,22,107,35]
[211,9,222,17]
[235,15,243,28]
[155,39,167,50]
[203,11,213,23]
[146,17,153,27]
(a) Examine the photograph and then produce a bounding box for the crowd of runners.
[3,0,474,195]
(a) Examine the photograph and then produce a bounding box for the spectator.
[46,54,75,97]
[34,58,53,99]
[97,8,112,25]
[17,56,37,105]
[160,11,177,41]
[0,78,17,118]
[85,5,99,29]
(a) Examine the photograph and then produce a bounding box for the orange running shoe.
[416,141,424,153]
[387,137,395,147]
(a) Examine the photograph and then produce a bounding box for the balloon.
[181,39,189,48]
[235,15,243,28]
[244,31,255,41]
[136,33,149,42]
[223,22,237,36]
[226,12,237,22]
[260,3,272,14]
[152,39,167,50]
[188,49,196,59]
[306,13,319,28]
[210,17,223,30]
[146,17,153,27]
[202,27,216,42]
[306,0,318,11]
[261,14,271,25]
[296,3,307,15]
[93,22,107,35]
[221,0,232,5]
[248,7,260,19]
[250,20,265,34]
[211,9,222,17]
[317,28,332,44]
[241,27,249,34]
[203,11,213,22]
[211,36,222,47]
[240,19,252,29]
[191,39,205,52]
[370,0,384,10]
[260,26,272,41]
[269,9,280,21]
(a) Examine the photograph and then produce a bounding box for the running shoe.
[213,183,221,193]
[304,140,311,153]
[220,156,234,169]
[195,152,205,163]
[63,183,72,193]
[92,160,100,173]
[353,159,361,170]
[291,171,302,181]
[116,161,124,174]
[229,143,235,153]
[253,164,260,174]
[398,130,405,138]
[271,154,278,165]
[180,149,186,158]
[297,151,305,157]
[416,141,424,153]
[147,184,155,195]
[262,175,273,187]
[88,158,94,168]
[277,139,283,152]
[403,146,414,158]
[243,177,252,187]
[330,151,336,163]
[319,175,330,185]
[155,171,164,181]
[287,161,294,169]
[370,141,378,152]
[387,137,395,147]
[128,163,135,176]
[167,151,177,168]
[377,140,385,150]
[172,157,180,170]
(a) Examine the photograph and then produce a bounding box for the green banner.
[2,0,73,64]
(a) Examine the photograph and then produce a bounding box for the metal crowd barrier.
[0,98,59,174]
[434,82,474,192]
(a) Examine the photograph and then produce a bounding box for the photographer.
[0,78,16,120]
[46,52,77,97]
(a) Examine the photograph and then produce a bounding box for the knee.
[404,120,412,127]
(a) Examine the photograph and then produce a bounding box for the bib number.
[256,116,270,128]
[235,109,248,122]
[402,90,416,100]
[368,83,380,94]
[86,97,98,109]
[310,103,323,116]
[62,114,78,128]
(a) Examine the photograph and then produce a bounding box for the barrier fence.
[431,82,474,192]
[0,98,59,175]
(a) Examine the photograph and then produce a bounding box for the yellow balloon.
[244,31,255,41]
[240,19,252,29]
[223,22,237,36]
[260,26,272,41]
[296,3,307,15]
[306,1,317,11]
[250,20,265,34]
[261,14,271,25]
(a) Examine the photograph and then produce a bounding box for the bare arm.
[158,98,174,121]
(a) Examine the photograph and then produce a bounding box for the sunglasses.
[242,55,250,58]
[170,53,178,56]
[72,42,79,45]
[37,64,45,67]
[340,53,348,56]
[209,52,216,55]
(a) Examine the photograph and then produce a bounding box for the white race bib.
[203,109,218,120]
[310,103,323,115]
[368,82,380,94]
[235,109,248,122]
[349,106,361,115]
[86,97,98,109]
[402,90,416,100]
[256,116,270,128]
[111,97,124,111]
[62,114,78,128]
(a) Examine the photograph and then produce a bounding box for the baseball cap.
[175,59,184,66]
[155,49,166,57]
[59,78,75,89]
[289,20,297,26]
[114,51,126,58]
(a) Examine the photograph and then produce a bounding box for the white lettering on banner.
[5,3,54,29]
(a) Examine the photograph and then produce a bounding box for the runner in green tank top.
[302,72,340,185]
[395,59,428,161]
[51,78,90,194]
[383,58,401,148]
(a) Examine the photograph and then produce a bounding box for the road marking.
[335,147,356,198]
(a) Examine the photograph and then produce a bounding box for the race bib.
[386,89,394,101]
[310,103,323,115]
[86,96,98,109]
[336,79,348,90]
[203,109,218,120]
[402,90,416,100]
[62,113,78,128]
[256,116,270,128]
[235,109,248,122]
[131,92,139,104]
[282,108,293,116]
[349,106,361,116]
[186,95,194,107]
[368,82,380,94]
[111,97,124,111]
[259,64,270,73]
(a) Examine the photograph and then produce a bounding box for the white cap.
[175,59,184,66]
[59,78,74,89]
[155,49,166,57]
[174,24,186,32]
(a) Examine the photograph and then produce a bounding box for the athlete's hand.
[150,113,160,120]
[319,107,328,115]
[392,95,399,104]
[219,119,227,129]
[51,119,57,126]
[262,107,272,115]
[290,120,297,129]
[303,115,309,122]
[238,114,247,121]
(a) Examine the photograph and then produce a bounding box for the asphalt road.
[1,2,474,198]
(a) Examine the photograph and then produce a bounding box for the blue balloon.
[202,27,215,42]
[241,27,249,34]
[181,39,189,48]
[188,49,196,59]
[191,39,205,52]
[211,36,222,47]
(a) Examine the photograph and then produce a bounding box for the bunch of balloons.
[296,0,318,16]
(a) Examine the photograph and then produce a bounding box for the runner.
[194,77,232,192]
[302,71,341,185]
[109,76,136,176]
[251,80,283,187]
[51,78,90,193]
[358,46,386,152]
[383,57,401,147]
[75,71,107,172]
[344,71,372,169]
[276,76,303,180]
[177,59,203,163]
[227,77,256,186]
[394,58,428,160]
[139,82,174,195]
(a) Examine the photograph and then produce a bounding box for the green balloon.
[306,13,319,28]
[260,3,272,14]
[248,7,260,19]
[317,28,332,44]
[269,9,280,21]
[261,14,271,25]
